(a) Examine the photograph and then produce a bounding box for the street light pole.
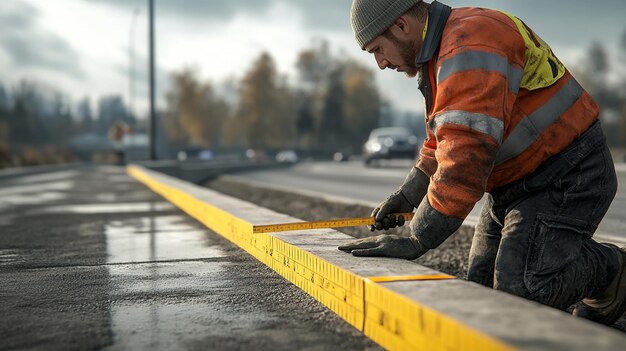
[148,0,157,160]
[129,8,140,120]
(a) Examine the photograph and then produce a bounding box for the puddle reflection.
[0,192,67,211]
[0,180,73,212]
[95,193,144,202]
[12,171,78,185]
[105,215,225,263]
[105,298,255,351]
[106,175,136,183]
[107,261,228,294]
[36,202,174,214]
[0,180,74,196]
[105,211,231,349]
[0,249,24,266]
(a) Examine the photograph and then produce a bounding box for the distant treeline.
[163,40,385,156]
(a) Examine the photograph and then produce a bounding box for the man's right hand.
[370,190,414,231]
[369,167,430,232]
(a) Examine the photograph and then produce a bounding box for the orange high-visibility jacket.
[415,5,599,220]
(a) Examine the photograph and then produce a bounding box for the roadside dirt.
[206,176,626,333]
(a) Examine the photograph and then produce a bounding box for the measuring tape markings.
[270,238,365,327]
[366,274,455,283]
[253,212,415,233]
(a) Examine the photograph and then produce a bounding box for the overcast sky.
[1,0,625,117]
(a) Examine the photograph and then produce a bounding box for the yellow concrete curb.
[128,164,517,351]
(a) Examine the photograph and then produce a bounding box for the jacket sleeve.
[412,44,523,248]
[416,125,438,177]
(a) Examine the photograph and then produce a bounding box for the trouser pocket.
[524,213,590,293]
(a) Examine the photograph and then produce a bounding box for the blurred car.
[275,149,298,163]
[245,149,268,162]
[332,146,353,162]
[177,147,213,161]
[362,127,418,166]
[333,151,349,162]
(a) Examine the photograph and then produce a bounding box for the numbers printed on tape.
[252,212,415,233]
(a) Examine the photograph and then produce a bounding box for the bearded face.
[384,31,420,77]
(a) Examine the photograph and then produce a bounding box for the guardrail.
[128,164,626,351]
[137,159,294,184]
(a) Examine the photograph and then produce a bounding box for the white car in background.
[275,150,298,163]
[363,127,418,166]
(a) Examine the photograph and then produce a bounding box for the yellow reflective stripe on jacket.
[500,11,565,91]
[436,50,524,94]
[495,78,584,165]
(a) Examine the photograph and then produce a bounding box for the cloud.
[112,60,170,95]
[86,0,352,31]
[0,2,84,79]
[86,0,273,22]
[84,0,626,45]
[292,0,351,31]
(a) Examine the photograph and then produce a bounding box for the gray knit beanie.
[351,0,423,49]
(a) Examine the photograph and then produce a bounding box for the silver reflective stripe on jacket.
[495,78,584,165]
[437,50,524,94]
[430,110,504,144]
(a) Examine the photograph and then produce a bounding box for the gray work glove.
[339,196,462,260]
[370,191,413,231]
[370,167,429,231]
[338,234,429,260]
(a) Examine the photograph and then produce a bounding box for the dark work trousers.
[467,121,620,310]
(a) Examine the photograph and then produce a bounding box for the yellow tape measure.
[253,212,415,233]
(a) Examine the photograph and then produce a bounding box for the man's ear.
[393,15,411,35]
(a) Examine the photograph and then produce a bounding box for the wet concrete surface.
[0,165,380,350]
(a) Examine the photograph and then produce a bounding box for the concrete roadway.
[229,160,626,242]
[0,166,379,350]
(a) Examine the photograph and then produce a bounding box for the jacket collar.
[415,1,452,65]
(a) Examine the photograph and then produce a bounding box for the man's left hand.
[338,235,428,260]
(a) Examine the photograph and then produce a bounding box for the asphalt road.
[229,160,626,241]
[0,166,380,350]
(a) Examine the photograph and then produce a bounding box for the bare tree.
[164,68,230,148]
[294,42,382,153]
[236,52,296,149]
[342,60,381,152]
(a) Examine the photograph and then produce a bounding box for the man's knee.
[494,266,577,309]
[494,275,532,299]
[467,254,495,288]
[467,272,490,288]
